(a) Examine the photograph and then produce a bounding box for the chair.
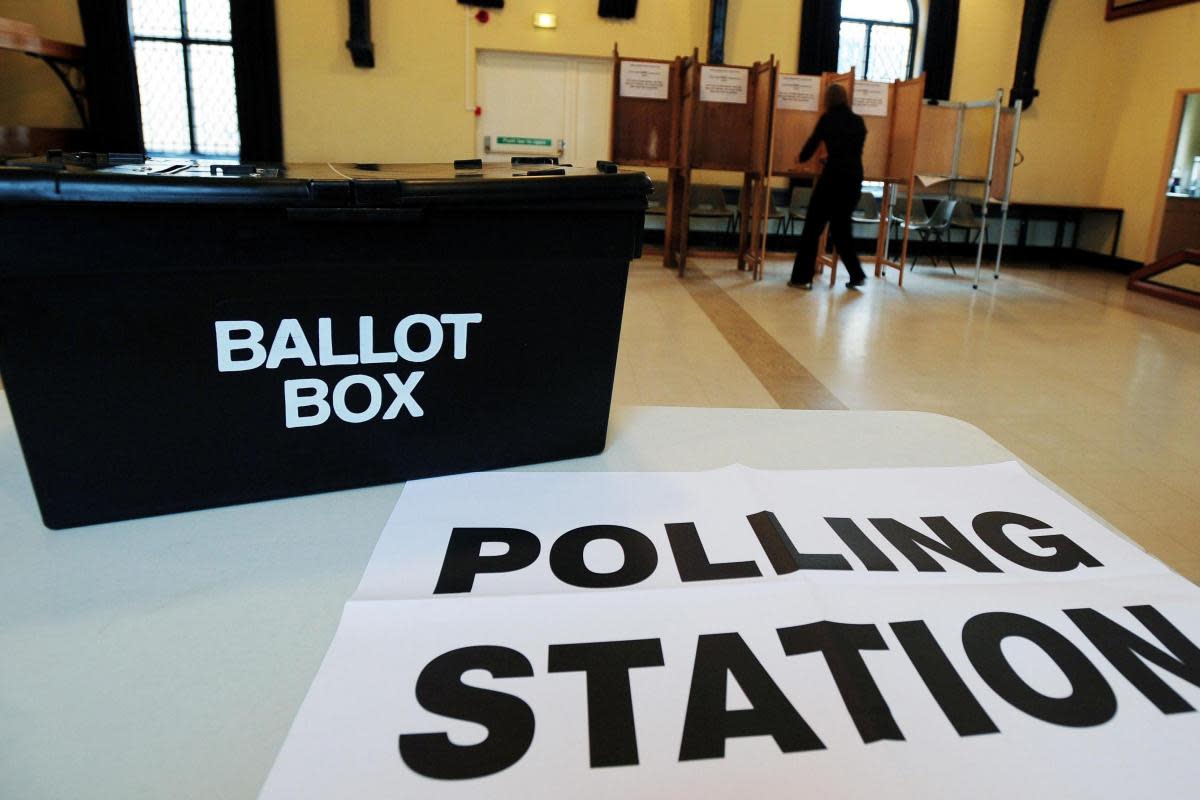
[689,184,736,234]
[765,194,786,234]
[949,201,985,245]
[899,198,958,273]
[646,180,667,216]
[731,187,788,242]
[887,194,929,239]
[850,191,881,226]
[782,186,812,236]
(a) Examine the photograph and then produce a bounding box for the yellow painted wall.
[0,0,84,128]
[949,1,1200,261]
[1092,4,1200,261]
[4,0,1196,261]
[723,0,801,71]
[276,0,707,163]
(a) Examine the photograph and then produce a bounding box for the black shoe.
[845,277,866,289]
[788,280,813,290]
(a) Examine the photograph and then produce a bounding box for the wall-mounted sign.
[776,74,821,111]
[260,462,1200,799]
[619,61,670,100]
[496,136,553,147]
[699,66,748,104]
[852,81,890,117]
[485,135,560,155]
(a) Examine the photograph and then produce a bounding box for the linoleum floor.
[613,254,1200,584]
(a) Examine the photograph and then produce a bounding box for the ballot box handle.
[286,208,425,224]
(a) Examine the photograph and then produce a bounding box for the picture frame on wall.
[1106,0,1200,20]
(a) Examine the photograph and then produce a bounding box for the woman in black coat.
[789,83,868,290]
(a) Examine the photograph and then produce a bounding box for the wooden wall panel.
[610,57,679,167]
[863,114,890,181]
[690,63,754,171]
[886,76,925,182]
[748,61,774,176]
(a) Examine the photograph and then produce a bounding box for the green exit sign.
[496,136,553,147]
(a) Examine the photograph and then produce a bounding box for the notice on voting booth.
[260,463,1200,799]
[776,74,821,111]
[852,81,890,117]
[619,61,670,100]
[699,66,749,104]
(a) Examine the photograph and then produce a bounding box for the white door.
[476,50,612,166]
[572,58,614,167]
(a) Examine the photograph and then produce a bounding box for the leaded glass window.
[130,0,240,156]
[836,0,917,83]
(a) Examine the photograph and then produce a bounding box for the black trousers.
[790,176,866,285]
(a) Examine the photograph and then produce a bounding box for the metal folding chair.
[689,185,737,234]
[901,198,958,273]
[783,186,812,236]
[950,201,986,246]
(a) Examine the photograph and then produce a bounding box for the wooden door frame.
[1147,87,1200,264]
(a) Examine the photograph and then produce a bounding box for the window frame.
[130,0,238,156]
[838,0,919,83]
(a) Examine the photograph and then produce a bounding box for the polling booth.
[914,90,1024,288]
[868,74,926,287]
[615,49,778,277]
[0,156,650,528]
[755,70,926,286]
[734,58,777,275]
[752,69,854,281]
[608,48,1022,290]
[610,49,683,169]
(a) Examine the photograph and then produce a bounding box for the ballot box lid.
[0,154,650,208]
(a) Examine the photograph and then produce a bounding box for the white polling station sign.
[852,80,890,117]
[699,66,749,104]
[259,463,1200,799]
[776,74,821,111]
[619,61,670,100]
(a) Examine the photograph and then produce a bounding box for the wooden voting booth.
[610,50,683,168]
[913,90,1024,288]
[611,49,774,276]
[752,70,925,285]
[869,75,926,287]
[609,48,690,274]
[611,48,1019,290]
[754,69,852,282]
[670,54,775,276]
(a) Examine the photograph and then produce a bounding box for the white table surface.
[0,402,1101,799]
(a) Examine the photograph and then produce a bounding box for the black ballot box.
[0,155,649,528]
